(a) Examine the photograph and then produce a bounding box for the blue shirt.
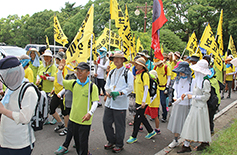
[146,60,154,71]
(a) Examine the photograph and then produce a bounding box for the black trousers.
[132,104,153,138]
[97,78,106,95]
[103,107,126,148]
[208,107,216,132]
[71,120,91,155]
[63,119,73,149]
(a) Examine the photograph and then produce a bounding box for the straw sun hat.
[26,48,40,57]
[130,57,148,71]
[109,50,128,62]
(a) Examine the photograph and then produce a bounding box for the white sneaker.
[168,139,179,148]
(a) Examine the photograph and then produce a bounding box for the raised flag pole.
[180,46,187,59]
[87,33,93,112]
[109,19,111,52]
[54,13,56,56]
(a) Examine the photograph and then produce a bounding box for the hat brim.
[190,64,211,75]
[130,61,148,71]
[42,54,53,57]
[109,56,127,62]
[189,57,199,62]
[172,67,192,75]
[153,61,164,66]
[26,50,40,57]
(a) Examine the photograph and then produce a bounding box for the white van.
[24,44,65,55]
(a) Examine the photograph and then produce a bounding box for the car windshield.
[0,47,26,57]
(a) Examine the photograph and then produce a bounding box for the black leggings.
[97,79,106,95]
[132,103,153,138]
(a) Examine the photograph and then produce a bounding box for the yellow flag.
[66,5,94,63]
[130,33,136,60]
[228,35,237,57]
[161,43,164,54]
[91,33,98,60]
[216,9,223,56]
[110,0,125,36]
[199,24,223,71]
[186,32,198,56]
[54,15,68,47]
[122,4,132,47]
[136,37,144,53]
[45,35,50,50]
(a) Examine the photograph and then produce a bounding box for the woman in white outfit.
[178,59,212,153]
[167,61,192,148]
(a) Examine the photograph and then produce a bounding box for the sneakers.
[54,124,65,132]
[50,118,57,125]
[139,126,143,132]
[54,146,68,155]
[161,118,166,123]
[145,131,157,139]
[104,143,114,150]
[168,139,179,148]
[59,128,67,136]
[112,147,123,153]
[126,136,137,144]
[155,129,161,135]
[44,119,51,125]
[97,103,102,107]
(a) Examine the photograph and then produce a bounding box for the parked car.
[0,46,26,58]
[24,44,64,55]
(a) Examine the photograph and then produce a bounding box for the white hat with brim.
[42,50,53,57]
[109,51,127,62]
[153,60,164,66]
[26,48,40,57]
[190,59,211,76]
[130,57,148,71]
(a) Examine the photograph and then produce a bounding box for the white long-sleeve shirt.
[0,84,38,149]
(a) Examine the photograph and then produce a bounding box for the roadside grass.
[201,119,237,155]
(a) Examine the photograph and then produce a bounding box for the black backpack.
[141,71,157,97]
[109,68,129,83]
[202,79,219,110]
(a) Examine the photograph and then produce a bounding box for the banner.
[151,0,168,60]
[199,24,223,71]
[186,32,198,56]
[122,4,132,47]
[216,9,223,56]
[110,0,125,36]
[54,15,68,47]
[45,35,50,50]
[130,33,136,60]
[96,27,121,50]
[66,5,94,63]
[136,37,144,53]
[228,35,237,57]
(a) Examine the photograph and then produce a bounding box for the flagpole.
[54,13,56,56]
[180,46,187,59]
[87,34,93,112]
[109,19,111,52]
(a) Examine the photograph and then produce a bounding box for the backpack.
[109,68,129,83]
[141,71,157,97]
[18,82,49,131]
[202,79,219,110]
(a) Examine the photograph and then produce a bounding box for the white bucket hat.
[190,59,211,75]
[42,50,53,57]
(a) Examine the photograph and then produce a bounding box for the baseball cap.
[74,62,90,71]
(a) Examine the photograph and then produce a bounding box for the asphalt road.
[32,91,235,155]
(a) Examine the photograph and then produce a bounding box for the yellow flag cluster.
[228,35,237,57]
[186,32,198,56]
[66,5,94,63]
[199,24,223,71]
[216,9,223,56]
[96,27,121,50]
[54,15,68,47]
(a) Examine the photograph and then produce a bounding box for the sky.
[0,0,90,19]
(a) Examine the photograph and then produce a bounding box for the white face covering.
[0,65,25,91]
[193,71,206,89]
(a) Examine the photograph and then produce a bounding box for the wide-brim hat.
[225,57,232,63]
[54,52,65,60]
[190,54,200,62]
[109,51,127,62]
[130,57,148,71]
[153,60,164,66]
[172,61,192,75]
[190,59,211,75]
[42,50,53,57]
[19,54,30,60]
[174,51,181,58]
[26,48,40,57]
[97,47,107,53]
